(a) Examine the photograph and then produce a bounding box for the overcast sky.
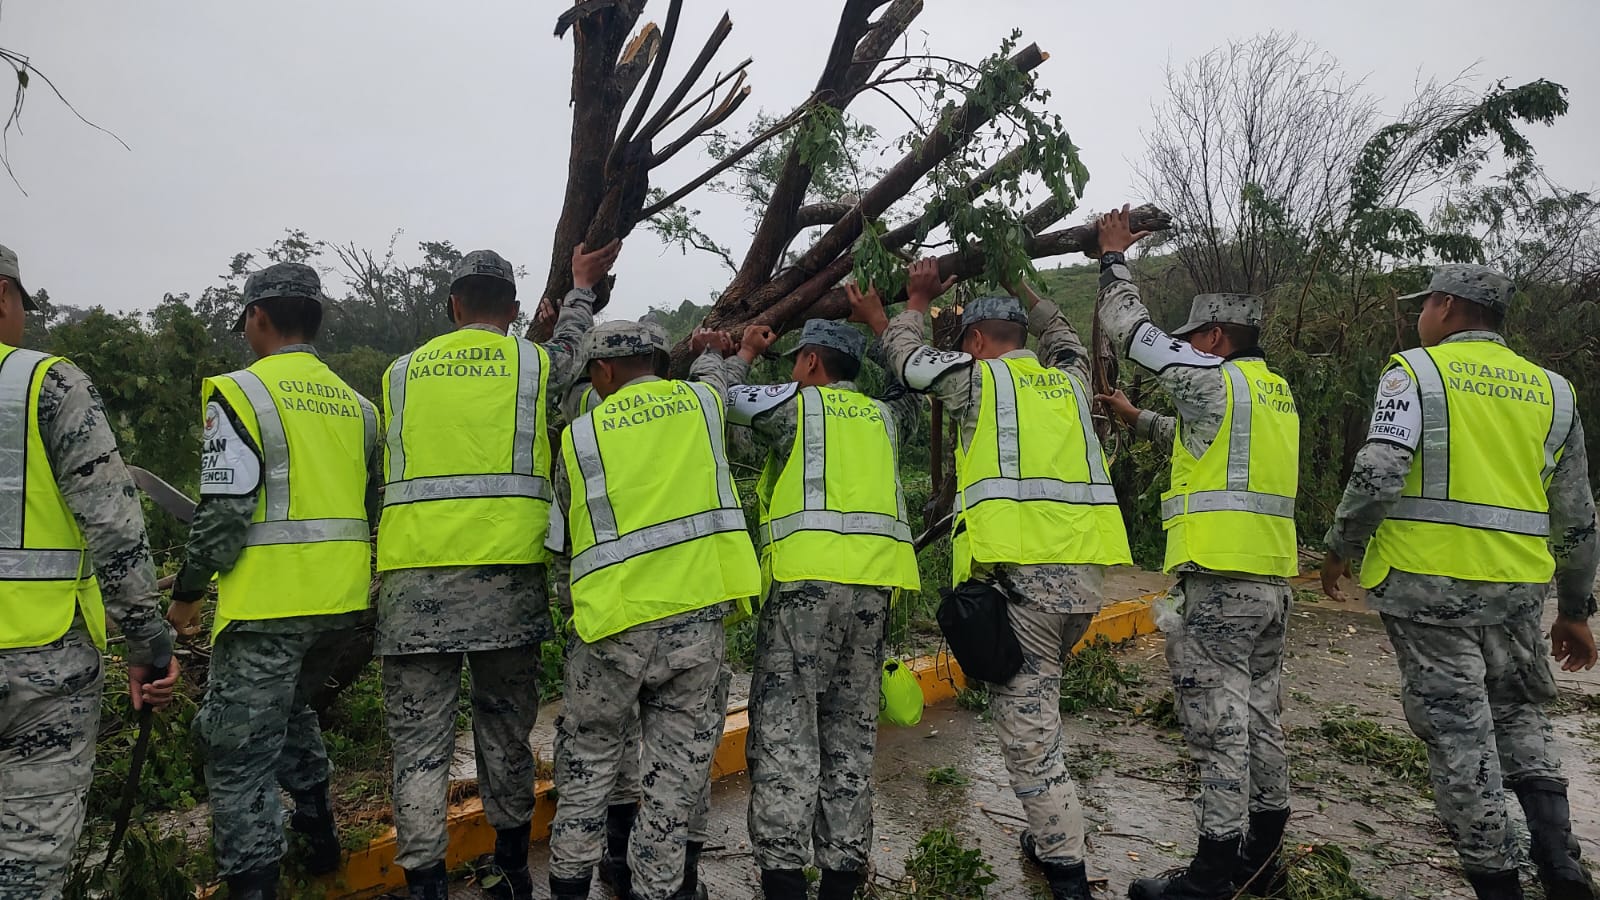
[6,0,1598,322]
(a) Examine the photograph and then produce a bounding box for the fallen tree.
[539,0,1171,362]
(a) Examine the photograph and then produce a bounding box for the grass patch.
[1547,688,1600,716]
[955,685,991,714]
[1138,690,1181,729]
[1317,707,1431,792]
[1065,747,1117,781]
[897,828,997,898]
[1283,843,1383,899]
[1060,636,1139,714]
[925,766,972,786]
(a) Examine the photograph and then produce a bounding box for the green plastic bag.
[879,657,924,726]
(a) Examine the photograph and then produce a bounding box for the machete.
[129,465,197,524]
[103,467,196,868]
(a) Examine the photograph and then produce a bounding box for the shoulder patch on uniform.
[726,382,798,426]
[1126,321,1223,374]
[1366,364,1422,450]
[902,346,974,392]
[200,401,262,497]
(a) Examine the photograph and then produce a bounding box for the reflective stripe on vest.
[0,346,104,650]
[1159,358,1299,576]
[383,338,546,505]
[1394,346,1571,531]
[570,382,741,574]
[232,370,378,543]
[560,379,761,640]
[1160,364,1296,525]
[208,354,375,635]
[0,348,47,548]
[975,359,1113,500]
[1361,342,1572,587]
[951,356,1131,580]
[753,386,919,590]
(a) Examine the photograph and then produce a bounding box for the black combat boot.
[1128,836,1241,900]
[288,781,341,875]
[1234,808,1290,897]
[1513,778,1597,900]
[760,868,809,900]
[1020,832,1093,900]
[404,861,449,899]
[1465,868,1527,900]
[599,803,640,897]
[673,840,710,900]
[549,873,593,900]
[481,823,534,899]
[819,867,864,900]
[226,862,280,900]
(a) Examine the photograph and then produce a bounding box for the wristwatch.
[1098,250,1126,270]
[566,286,598,306]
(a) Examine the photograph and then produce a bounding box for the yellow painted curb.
[300,590,1169,897]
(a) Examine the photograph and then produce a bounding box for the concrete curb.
[311,590,1166,897]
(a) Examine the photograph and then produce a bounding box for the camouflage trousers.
[549,617,726,900]
[1165,573,1292,840]
[990,601,1097,866]
[746,580,890,872]
[1383,603,1563,874]
[195,625,356,877]
[0,629,103,900]
[382,647,542,870]
[608,663,731,844]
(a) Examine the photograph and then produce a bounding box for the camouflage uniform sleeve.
[1324,440,1413,560]
[173,391,258,600]
[869,337,925,448]
[689,348,737,395]
[881,308,980,418]
[540,290,597,405]
[1135,410,1177,448]
[37,363,173,666]
[1548,413,1599,619]
[1027,297,1091,384]
[1098,268,1227,454]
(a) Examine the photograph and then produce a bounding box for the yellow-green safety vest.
[205,352,376,637]
[1161,359,1300,576]
[559,379,760,642]
[953,357,1131,583]
[750,386,920,591]
[0,344,106,650]
[1363,341,1573,587]
[378,329,553,570]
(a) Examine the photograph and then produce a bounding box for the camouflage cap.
[582,319,670,362]
[1172,293,1264,337]
[234,262,324,332]
[0,243,38,311]
[451,249,518,296]
[783,319,867,361]
[1397,263,1514,313]
[960,296,1029,329]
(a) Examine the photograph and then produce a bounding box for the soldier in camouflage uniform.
[862,258,1122,900]
[1090,207,1297,900]
[691,316,923,900]
[545,321,756,900]
[0,244,180,900]
[168,264,380,900]
[1324,265,1599,900]
[550,370,722,900]
[376,242,614,899]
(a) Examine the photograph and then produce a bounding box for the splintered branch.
[614,0,684,153]
[650,76,750,168]
[637,12,736,143]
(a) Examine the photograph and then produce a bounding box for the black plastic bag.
[936,579,1023,684]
